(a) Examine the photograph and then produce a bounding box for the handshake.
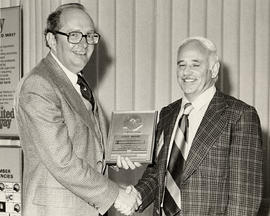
[114,156,142,215]
[114,185,142,215]
[113,156,142,215]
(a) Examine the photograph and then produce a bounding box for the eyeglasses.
[54,31,100,45]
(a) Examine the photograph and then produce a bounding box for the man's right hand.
[114,185,142,215]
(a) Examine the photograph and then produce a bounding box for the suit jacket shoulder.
[215,90,259,123]
[159,99,181,120]
[19,53,71,91]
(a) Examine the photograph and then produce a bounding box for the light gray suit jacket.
[15,53,119,216]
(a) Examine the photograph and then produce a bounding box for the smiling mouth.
[183,78,196,82]
[73,51,86,55]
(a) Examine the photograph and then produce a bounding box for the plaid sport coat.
[135,90,263,216]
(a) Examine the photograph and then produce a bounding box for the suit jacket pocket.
[199,143,229,178]
[33,186,85,208]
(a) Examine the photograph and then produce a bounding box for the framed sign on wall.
[0,6,21,138]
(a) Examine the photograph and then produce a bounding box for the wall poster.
[0,6,21,138]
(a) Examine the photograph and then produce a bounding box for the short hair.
[44,3,86,48]
[178,36,219,64]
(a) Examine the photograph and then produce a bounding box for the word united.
[0,107,14,129]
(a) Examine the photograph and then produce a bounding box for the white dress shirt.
[50,52,91,110]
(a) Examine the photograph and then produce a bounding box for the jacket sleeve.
[135,109,166,211]
[226,106,263,215]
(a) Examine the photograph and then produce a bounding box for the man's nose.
[80,36,88,47]
[183,65,191,75]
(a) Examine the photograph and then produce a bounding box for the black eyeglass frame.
[52,30,100,45]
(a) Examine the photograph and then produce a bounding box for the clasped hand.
[113,156,142,215]
[114,185,142,216]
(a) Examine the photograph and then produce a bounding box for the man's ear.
[46,32,57,51]
[211,62,220,78]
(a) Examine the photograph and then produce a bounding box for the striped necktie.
[77,74,95,111]
[163,102,193,216]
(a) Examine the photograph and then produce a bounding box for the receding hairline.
[178,37,219,63]
[57,4,93,30]
[179,37,217,52]
[55,3,86,12]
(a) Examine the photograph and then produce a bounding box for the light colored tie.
[163,103,193,216]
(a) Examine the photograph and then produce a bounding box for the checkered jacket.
[15,53,119,216]
[135,90,263,216]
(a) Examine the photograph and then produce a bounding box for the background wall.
[0,0,269,215]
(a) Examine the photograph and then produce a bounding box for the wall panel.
[35,0,42,63]
[223,0,240,98]
[41,1,51,57]
[134,0,155,110]
[239,0,255,105]
[115,0,134,110]
[0,0,269,215]
[171,0,189,101]
[0,0,11,8]
[206,0,223,90]
[29,0,36,67]
[97,0,116,118]
[50,0,61,11]
[189,0,207,36]
[10,0,20,5]
[154,0,171,110]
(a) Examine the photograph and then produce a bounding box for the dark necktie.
[163,103,193,216]
[77,74,95,111]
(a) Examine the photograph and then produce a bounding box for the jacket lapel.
[157,100,182,198]
[44,53,100,139]
[163,102,182,153]
[181,90,229,183]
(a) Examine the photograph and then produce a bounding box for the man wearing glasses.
[14,3,139,216]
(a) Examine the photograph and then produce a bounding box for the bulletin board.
[0,6,21,138]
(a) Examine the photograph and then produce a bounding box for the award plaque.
[106,110,158,164]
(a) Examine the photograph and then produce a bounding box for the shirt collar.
[183,86,216,111]
[50,51,78,87]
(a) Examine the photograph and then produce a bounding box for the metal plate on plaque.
[106,110,157,164]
